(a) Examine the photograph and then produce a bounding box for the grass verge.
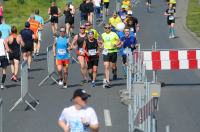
[186,0,200,37]
[3,0,81,30]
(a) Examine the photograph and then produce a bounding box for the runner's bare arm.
[58,120,70,132]
[71,35,78,48]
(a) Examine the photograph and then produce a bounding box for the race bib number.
[102,49,108,55]
[169,15,174,20]
[57,49,66,55]
[130,28,134,32]
[88,49,97,56]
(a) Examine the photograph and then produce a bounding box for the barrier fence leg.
[24,100,36,111]
[0,99,2,132]
[9,98,23,112]
[39,72,59,87]
[28,93,39,105]
[152,117,157,132]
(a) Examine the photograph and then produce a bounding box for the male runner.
[101,24,120,88]
[20,22,35,70]
[53,27,71,88]
[34,9,44,56]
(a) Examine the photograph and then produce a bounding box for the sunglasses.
[104,27,111,29]
[81,96,88,101]
[85,24,91,26]
[80,27,85,29]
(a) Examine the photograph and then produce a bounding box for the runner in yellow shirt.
[85,21,99,39]
[109,12,122,32]
[122,0,131,11]
[101,24,121,88]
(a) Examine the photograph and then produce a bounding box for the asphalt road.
[1,0,200,132]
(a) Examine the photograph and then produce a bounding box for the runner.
[93,0,101,22]
[28,15,41,58]
[86,0,94,24]
[85,21,99,39]
[108,12,122,32]
[118,6,128,21]
[53,27,71,88]
[146,0,151,12]
[124,11,140,36]
[84,30,101,87]
[101,24,120,88]
[20,22,35,70]
[72,25,88,84]
[34,9,44,56]
[58,88,99,132]
[0,18,11,39]
[122,0,131,11]
[63,3,75,36]
[80,0,89,23]
[164,4,176,39]
[103,0,110,16]
[0,31,9,89]
[48,2,61,34]
[4,26,24,82]
[119,28,137,77]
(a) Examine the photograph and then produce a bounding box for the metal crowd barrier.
[9,61,39,112]
[39,45,58,86]
[0,98,2,132]
[120,46,161,132]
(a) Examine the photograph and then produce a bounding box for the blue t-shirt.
[34,15,44,25]
[0,23,11,39]
[119,36,136,56]
[56,36,69,60]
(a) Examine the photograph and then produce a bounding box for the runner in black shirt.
[84,30,100,87]
[164,4,176,38]
[20,22,35,70]
[80,0,89,23]
[48,2,61,34]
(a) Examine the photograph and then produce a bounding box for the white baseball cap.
[127,10,133,15]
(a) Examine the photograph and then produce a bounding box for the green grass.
[186,0,200,37]
[3,0,81,30]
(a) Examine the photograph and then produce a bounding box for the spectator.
[58,88,99,132]
[80,0,89,23]
[0,3,3,24]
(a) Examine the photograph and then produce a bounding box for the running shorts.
[103,52,117,63]
[50,16,58,23]
[104,2,109,9]
[9,51,20,61]
[56,59,69,66]
[87,58,99,69]
[167,20,175,25]
[21,43,34,53]
[0,56,9,68]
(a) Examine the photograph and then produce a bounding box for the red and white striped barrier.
[143,50,200,70]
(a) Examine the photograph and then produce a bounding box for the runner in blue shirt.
[0,18,11,39]
[34,9,44,56]
[53,27,72,89]
[119,27,137,76]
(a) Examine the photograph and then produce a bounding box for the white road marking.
[104,109,112,126]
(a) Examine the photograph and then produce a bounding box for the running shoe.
[58,80,63,86]
[36,52,39,56]
[0,84,4,89]
[91,81,96,88]
[81,80,88,85]
[103,81,111,88]
[63,84,68,89]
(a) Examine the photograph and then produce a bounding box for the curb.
[183,23,200,43]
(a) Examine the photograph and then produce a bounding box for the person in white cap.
[58,88,99,132]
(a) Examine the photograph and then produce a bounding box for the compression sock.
[169,27,172,37]
[172,28,175,37]
[1,74,6,84]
